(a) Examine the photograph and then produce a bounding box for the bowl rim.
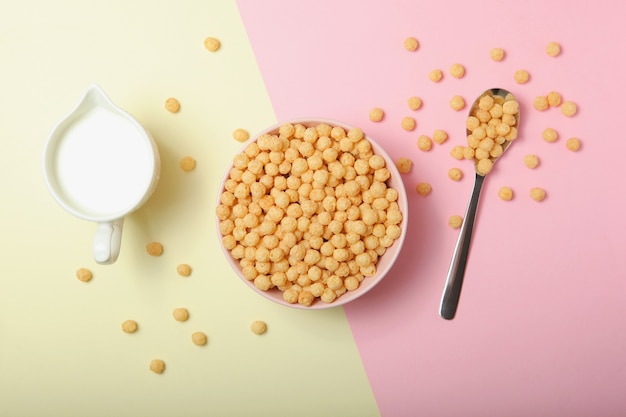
[215,117,408,309]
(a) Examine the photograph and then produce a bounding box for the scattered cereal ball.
[429,69,443,82]
[432,129,448,145]
[542,128,559,143]
[561,101,577,117]
[395,158,412,174]
[533,96,549,111]
[514,69,530,84]
[250,320,267,335]
[146,242,163,256]
[401,117,416,131]
[449,95,465,111]
[76,268,92,282]
[524,154,540,169]
[416,182,432,197]
[233,128,250,142]
[403,36,419,51]
[448,215,463,229]
[566,137,582,151]
[164,98,180,113]
[547,91,562,107]
[150,359,165,374]
[407,96,422,110]
[121,320,138,333]
[448,168,463,181]
[203,36,221,52]
[179,156,196,172]
[191,331,207,346]
[490,47,505,61]
[450,63,465,79]
[172,308,189,322]
[530,187,546,202]
[546,41,561,57]
[450,145,464,160]
[369,107,384,122]
[417,135,432,151]
[176,264,192,277]
[498,186,514,201]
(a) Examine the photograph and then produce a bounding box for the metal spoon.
[439,88,520,320]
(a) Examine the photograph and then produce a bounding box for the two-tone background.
[1,1,625,416]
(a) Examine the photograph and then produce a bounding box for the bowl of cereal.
[215,119,408,309]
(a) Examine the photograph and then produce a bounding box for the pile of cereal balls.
[462,91,520,175]
[216,122,403,307]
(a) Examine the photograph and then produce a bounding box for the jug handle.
[93,218,124,264]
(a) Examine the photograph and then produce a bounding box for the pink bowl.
[216,118,408,309]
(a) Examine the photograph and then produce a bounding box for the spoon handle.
[440,173,485,320]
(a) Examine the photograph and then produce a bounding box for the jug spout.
[73,84,120,117]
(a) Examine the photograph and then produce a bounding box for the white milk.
[53,107,153,217]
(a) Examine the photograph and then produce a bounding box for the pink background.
[237,1,626,416]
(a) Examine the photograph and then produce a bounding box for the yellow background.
[0,1,379,416]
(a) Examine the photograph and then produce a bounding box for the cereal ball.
[547,91,562,107]
[542,128,559,143]
[546,41,561,57]
[76,268,92,282]
[561,101,577,117]
[150,359,165,374]
[448,168,463,181]
[407,96,422,110]
[146,242,163,256]
[449,95,465,111]
[203,36,221,52]
[191,331,207,346]
[429,69,443,82]
[164,98,180,113]
[121,320,138,334]
[566,137,582,151]
[179,156,196,172]
[524,154,540,169]
[466,116,480,131]
[478,95,495,111]
[450,63,465,79]
[432,129,448,145]
[298,291,315,307]
[514,69,530,84]
[533,96,549,111]
[450,145,464,160]
[448,215,463,229]
[530,187,547,202]
[233,128,250,142]
[347,127,364,142]
[490,47,505,61]
[498,186,514,201]
[416,182,432,197]
[476,158,493,175]
[395,158,413,174]
[369,107,384,122]
[417,135,432,151]
[250,320,267,335]
[176,264,192,277]
[172,308,189,322]
[401,117,416,131]
[502,100,519,115]
[283,288,298,304]
[404,36,419,51]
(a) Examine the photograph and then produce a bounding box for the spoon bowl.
[439,88,520,320]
